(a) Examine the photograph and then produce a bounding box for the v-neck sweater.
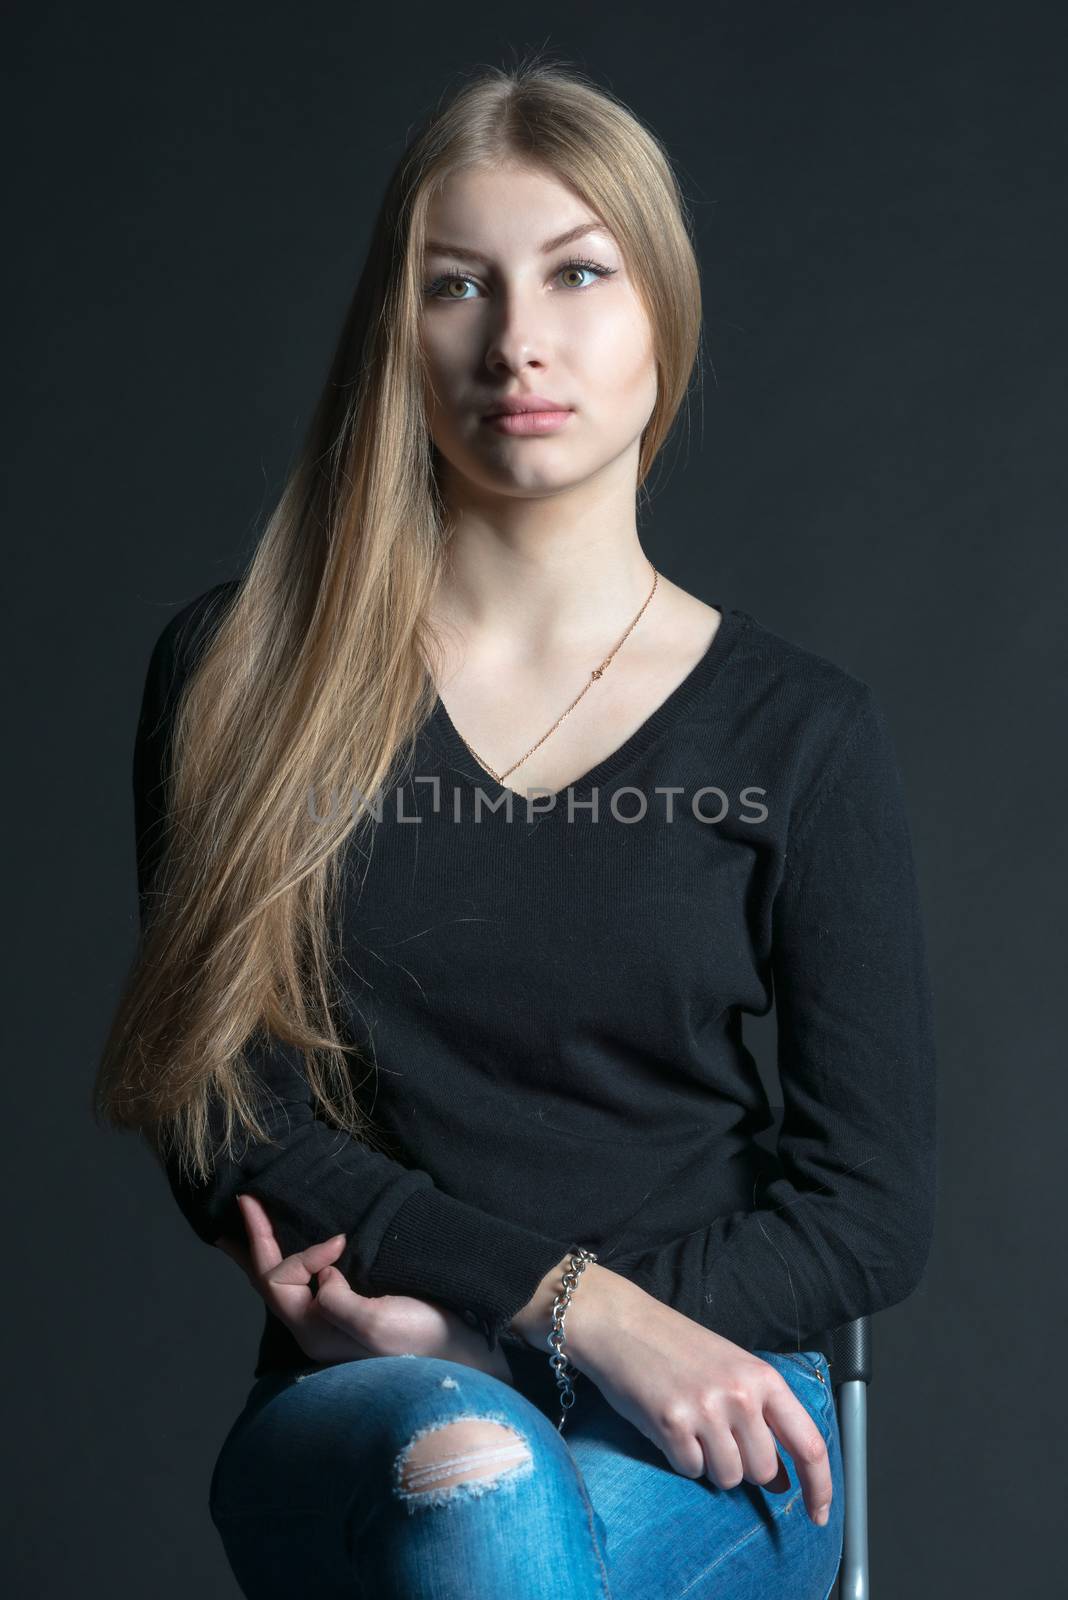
[133,579,938,1378]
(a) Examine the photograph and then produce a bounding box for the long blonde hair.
[93,54,705,1189]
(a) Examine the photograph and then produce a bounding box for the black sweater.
[133,580,937,1378]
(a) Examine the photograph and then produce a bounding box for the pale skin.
[223,1195,833,1526]
[418,158,726,799]
[218,159,833,1526]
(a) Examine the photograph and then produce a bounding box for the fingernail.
[815,1504,830,1526]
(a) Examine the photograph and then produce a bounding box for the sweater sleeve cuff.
[366,1185,572,1351]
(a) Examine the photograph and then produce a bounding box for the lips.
[482,394,571,418]
[482,408,575,437]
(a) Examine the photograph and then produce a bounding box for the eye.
[422,256,618,300]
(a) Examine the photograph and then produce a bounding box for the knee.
[393,1417,533,1511]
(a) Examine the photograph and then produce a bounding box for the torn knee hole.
[396,1419,532,1498]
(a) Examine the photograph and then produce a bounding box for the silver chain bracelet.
[547,1246,598,1433]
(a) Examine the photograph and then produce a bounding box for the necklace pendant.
[450,565,656,785]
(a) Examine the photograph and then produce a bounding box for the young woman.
[97,59,937,1600]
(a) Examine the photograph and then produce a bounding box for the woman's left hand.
[216,1193,515,1384]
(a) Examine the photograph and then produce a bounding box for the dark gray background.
[5,2,1064,1594]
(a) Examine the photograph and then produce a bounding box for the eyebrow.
[422,220,613,263]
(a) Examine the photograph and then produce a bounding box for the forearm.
[603,1187,934,1354]
[508,1256,634,1357]
[506,1177,934,1364]
[158,1036,572,1349]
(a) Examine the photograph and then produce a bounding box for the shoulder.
[665,577,873,719]
[134,578,243,752]
[132,579,241,907]
[728,604,882,748]
[735,607,873,710]
[144,577,242,683]
[715,604,910,838]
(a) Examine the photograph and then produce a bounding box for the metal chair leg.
[828,1316,871,1600]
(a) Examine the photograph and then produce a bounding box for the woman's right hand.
[217,1194,516,1385]
[560,1266,834,1527]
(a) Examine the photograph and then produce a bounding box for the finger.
[763,1385,833,1523]
[728,1393,791,1493]
[310,1263,380,1329]
[233,1198,350,1332]
[309,1237,348,1269]
[235,1193,286,1278]
[267,1234,348,1290]
[237,1195,349,1283]
[238,1196,346,1281]
[695,1421,745,1490]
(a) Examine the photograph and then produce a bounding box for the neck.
[431,525,655,663]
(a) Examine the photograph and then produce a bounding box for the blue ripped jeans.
[208,1341,845,1599]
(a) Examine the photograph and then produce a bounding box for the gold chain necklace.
[453,564,660,785]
